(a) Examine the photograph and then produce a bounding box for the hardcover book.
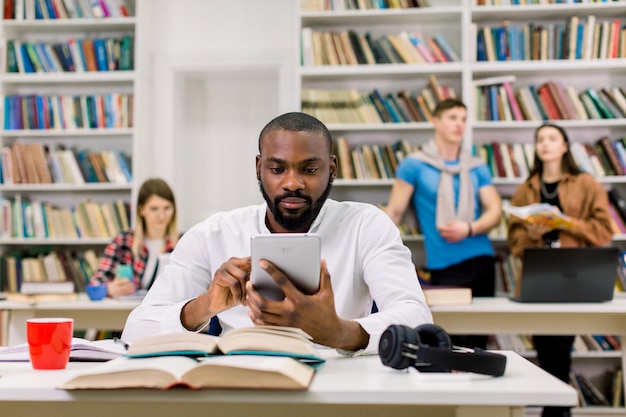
[422,285,472,306]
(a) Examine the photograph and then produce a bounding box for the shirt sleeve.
[344,208,433,355]
[395,158,421,186]
[474,164,493,188]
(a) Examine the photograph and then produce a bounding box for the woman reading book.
[507,123,613,417]
[91,178,180,298]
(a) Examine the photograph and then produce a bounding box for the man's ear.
[329,155,338,182]
[255,155,261,180]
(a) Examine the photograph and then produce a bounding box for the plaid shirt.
[91,230,177,288]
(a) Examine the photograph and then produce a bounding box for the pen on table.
[113,337,129,350]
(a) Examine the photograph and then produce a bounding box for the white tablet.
[250,233,321,301]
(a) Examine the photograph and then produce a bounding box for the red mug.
[26,318,73,370]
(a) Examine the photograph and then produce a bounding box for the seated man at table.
[122,112,432,354]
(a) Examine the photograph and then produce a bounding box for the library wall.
[136,0,297,229]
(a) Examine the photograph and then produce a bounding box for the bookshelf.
[0,1,137,295]
[298,1,626,415]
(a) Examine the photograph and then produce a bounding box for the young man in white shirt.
[123,112,432,354]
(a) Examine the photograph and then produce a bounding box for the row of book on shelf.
[474,76,626,121]
[570,368,623,409]
[0,248,101,297]
[3,93,134,131]
[302,82,625,126]
[489,333,623,407]
[0,196,130,239]
[4,0,134,20]
[6,35,135,74]
[335,137,418,180]
[300,0,431,11]
[478,136,626,180]
[477,15,626,62]
[302,75,453,125]
[0,144,132,185]
[333,134,626,184]
[300,28,458,66]
[476,0,623,6]
[489,333,622,354]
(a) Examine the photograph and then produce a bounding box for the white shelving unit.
[0,2,138,268]
[297,1,626,415]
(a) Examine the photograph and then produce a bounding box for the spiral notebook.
[509,247,619,303]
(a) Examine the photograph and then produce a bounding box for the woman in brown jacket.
[507,123,613,417]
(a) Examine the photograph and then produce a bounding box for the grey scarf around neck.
[410,139,484,228]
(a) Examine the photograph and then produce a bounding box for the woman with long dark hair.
[508,123,613,417]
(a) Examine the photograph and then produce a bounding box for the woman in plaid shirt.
[91,178,180,298]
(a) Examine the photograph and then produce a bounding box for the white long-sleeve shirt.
[122,199,432,354]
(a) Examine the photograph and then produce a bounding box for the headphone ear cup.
[414,324,452,373]
[415,323,452,349]
[379,325,420,370]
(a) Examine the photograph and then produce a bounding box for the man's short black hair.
[258,112,333,155]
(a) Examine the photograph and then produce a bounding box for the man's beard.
[260,177,332,232]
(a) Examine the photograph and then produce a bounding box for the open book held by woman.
[503,203,575,230]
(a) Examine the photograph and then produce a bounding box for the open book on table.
[125,325,324,363]
[0,338,125,362]
[59,354,317,390]
[503,203,575,230]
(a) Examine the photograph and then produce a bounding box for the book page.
[0,338,125,362]
[503,203,575,229]
[225,325,313,340]
[126,332,220,357]
[59,356,199,389]
[183,355,315,390]
[217,329,320,357]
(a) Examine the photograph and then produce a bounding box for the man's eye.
[270,167,284,174]
[305,168,319,174]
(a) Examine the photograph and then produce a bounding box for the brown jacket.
[507,172,613,258]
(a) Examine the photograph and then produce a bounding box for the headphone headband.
[417,345,507,376]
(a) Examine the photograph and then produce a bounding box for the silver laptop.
[510,247,619,303]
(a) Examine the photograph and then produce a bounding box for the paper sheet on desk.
[0,338,125,362]
[408,368,489,383]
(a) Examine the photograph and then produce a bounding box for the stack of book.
[59,326,324,390]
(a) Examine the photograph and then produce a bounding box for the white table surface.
[0,350,576,417]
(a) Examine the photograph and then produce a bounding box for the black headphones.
[378,324,507,377]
